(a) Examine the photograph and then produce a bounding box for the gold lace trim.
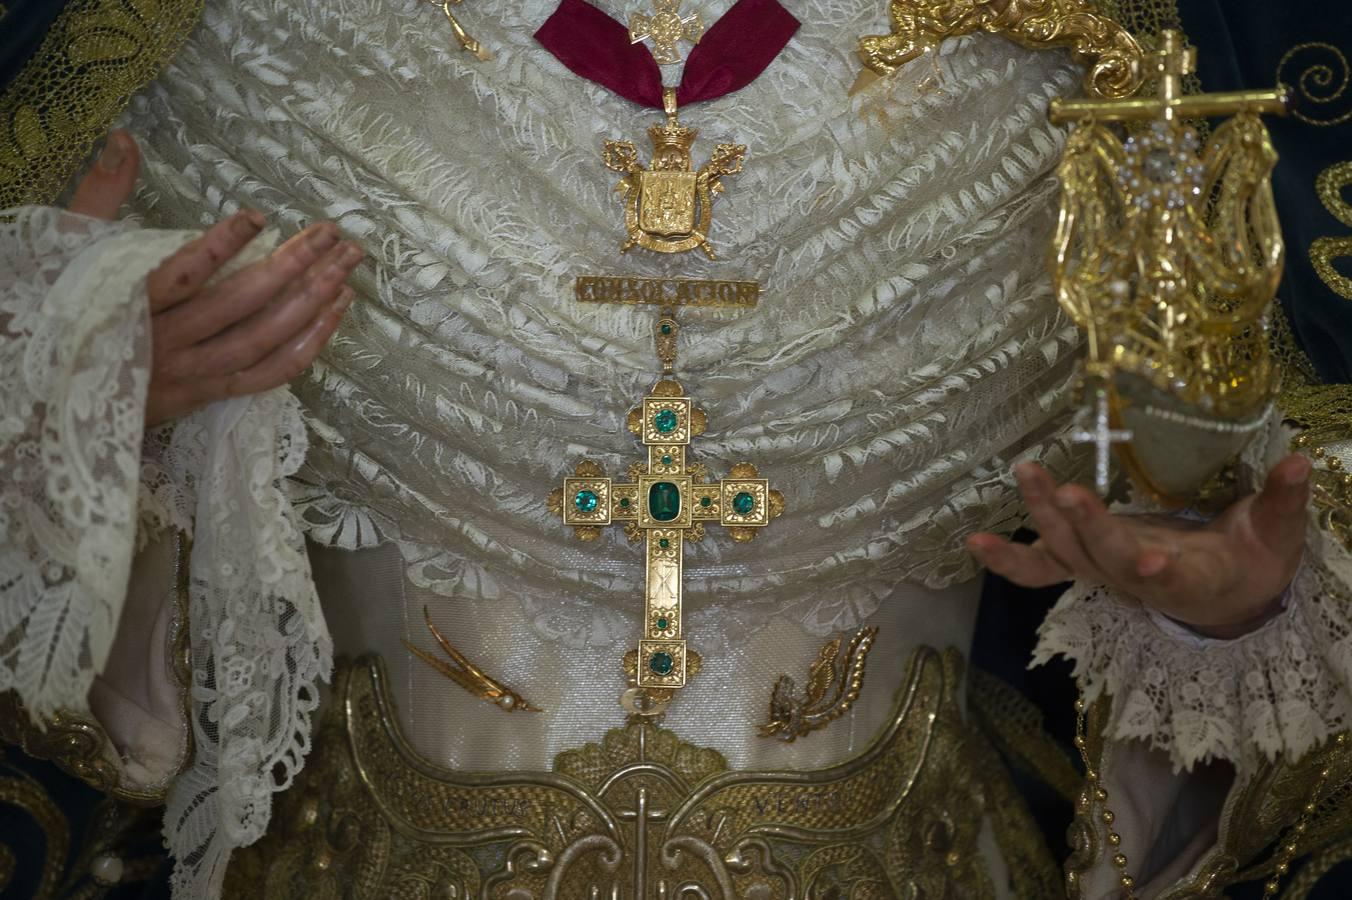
[227,647,1059,898]
[0,0,203,208]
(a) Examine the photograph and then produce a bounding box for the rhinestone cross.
[1071,384,1132,496]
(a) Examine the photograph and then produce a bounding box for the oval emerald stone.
[653,409,679,433]
[661,455,673,466]
[733,491,756,515]
[574,489,599,513]
[649,651,674,676]
[658,538,670,549]
[649,482,681,521]
[660,323,673,335]
[656,616,669,630]
[619,497,630,508]
[700,496,712,507]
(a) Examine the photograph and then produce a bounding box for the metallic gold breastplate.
[226,648,1058,898]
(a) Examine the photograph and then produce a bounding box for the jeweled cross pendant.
[549,312,784,715]
[1071,384,1132,496]
[628,0,705,65]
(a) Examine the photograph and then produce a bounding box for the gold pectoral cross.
[549,312,784,716]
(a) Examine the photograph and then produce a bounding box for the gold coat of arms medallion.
[604,89,746,258]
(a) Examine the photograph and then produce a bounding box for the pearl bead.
[90,855,124,885]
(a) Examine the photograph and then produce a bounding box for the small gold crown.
[648,121,698,156]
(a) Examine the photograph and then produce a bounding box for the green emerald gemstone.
[649,651,674,676]
[732,491,756,515]
[658,538,670,549]
[656,617,669,630]
[700,496,712,507]
[648,481,681,522]
[653,409,679,434]
[661,323,673,335]
[574,489,599,513]
[619,497,630,508]
[661,455,673,466]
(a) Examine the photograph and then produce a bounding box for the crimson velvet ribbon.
[534,0,799,109]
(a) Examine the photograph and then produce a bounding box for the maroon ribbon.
[534,0,799,109]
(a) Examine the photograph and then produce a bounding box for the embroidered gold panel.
[0,0,203,208]
[226,648,1059,898]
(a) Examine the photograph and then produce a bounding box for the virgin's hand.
[68,130,361,426]
[966,455,1312,638]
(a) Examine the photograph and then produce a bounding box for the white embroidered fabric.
[1034,418,1352,773]
[0,207,330,900]
[123,0,1090,654]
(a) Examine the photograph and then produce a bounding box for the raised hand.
[68,130,361,426]
[967,454,1312,639]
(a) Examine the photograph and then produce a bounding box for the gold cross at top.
[549,311,784,716]
[629,0,705,65]
[1049,29,1288,125]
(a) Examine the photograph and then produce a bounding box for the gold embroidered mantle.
[226,649,1059,898]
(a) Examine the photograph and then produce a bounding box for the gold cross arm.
[547,325,784,714]
[1050,29,1288,124]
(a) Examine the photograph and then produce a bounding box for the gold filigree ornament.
[1050,30,1291,505]
[402,606,542,713]
[548,311,784,716]
[760,626,879,742]
[629,0,705,65]
[854,0,1145,100]
[604,88,746,259]
[1312,161,1352,301]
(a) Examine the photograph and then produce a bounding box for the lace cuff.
[1032,526,1352,772]
[1,206,331,900]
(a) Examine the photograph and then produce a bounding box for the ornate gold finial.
[1051,30,1291,503]
[403,606,541,712]
[760,626,879,742]
[855,0,1144,100]
[603,92,747,258]
[548,314,785,716]
[629,0,705,65]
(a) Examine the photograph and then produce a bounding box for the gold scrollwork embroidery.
[0,0,204,209]
[1276,42,1352,128]
[1311,161,1352,300]
[0,752,71,900]
[226,647,1060,898]
[857,0,1145,100]
[759,626,878,742]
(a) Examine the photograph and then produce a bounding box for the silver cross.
[1071,386,1132,496]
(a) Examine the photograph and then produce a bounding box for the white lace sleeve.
[1032,541,1352,772]
[0,206,331,900]
[1032,413,1352,773]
